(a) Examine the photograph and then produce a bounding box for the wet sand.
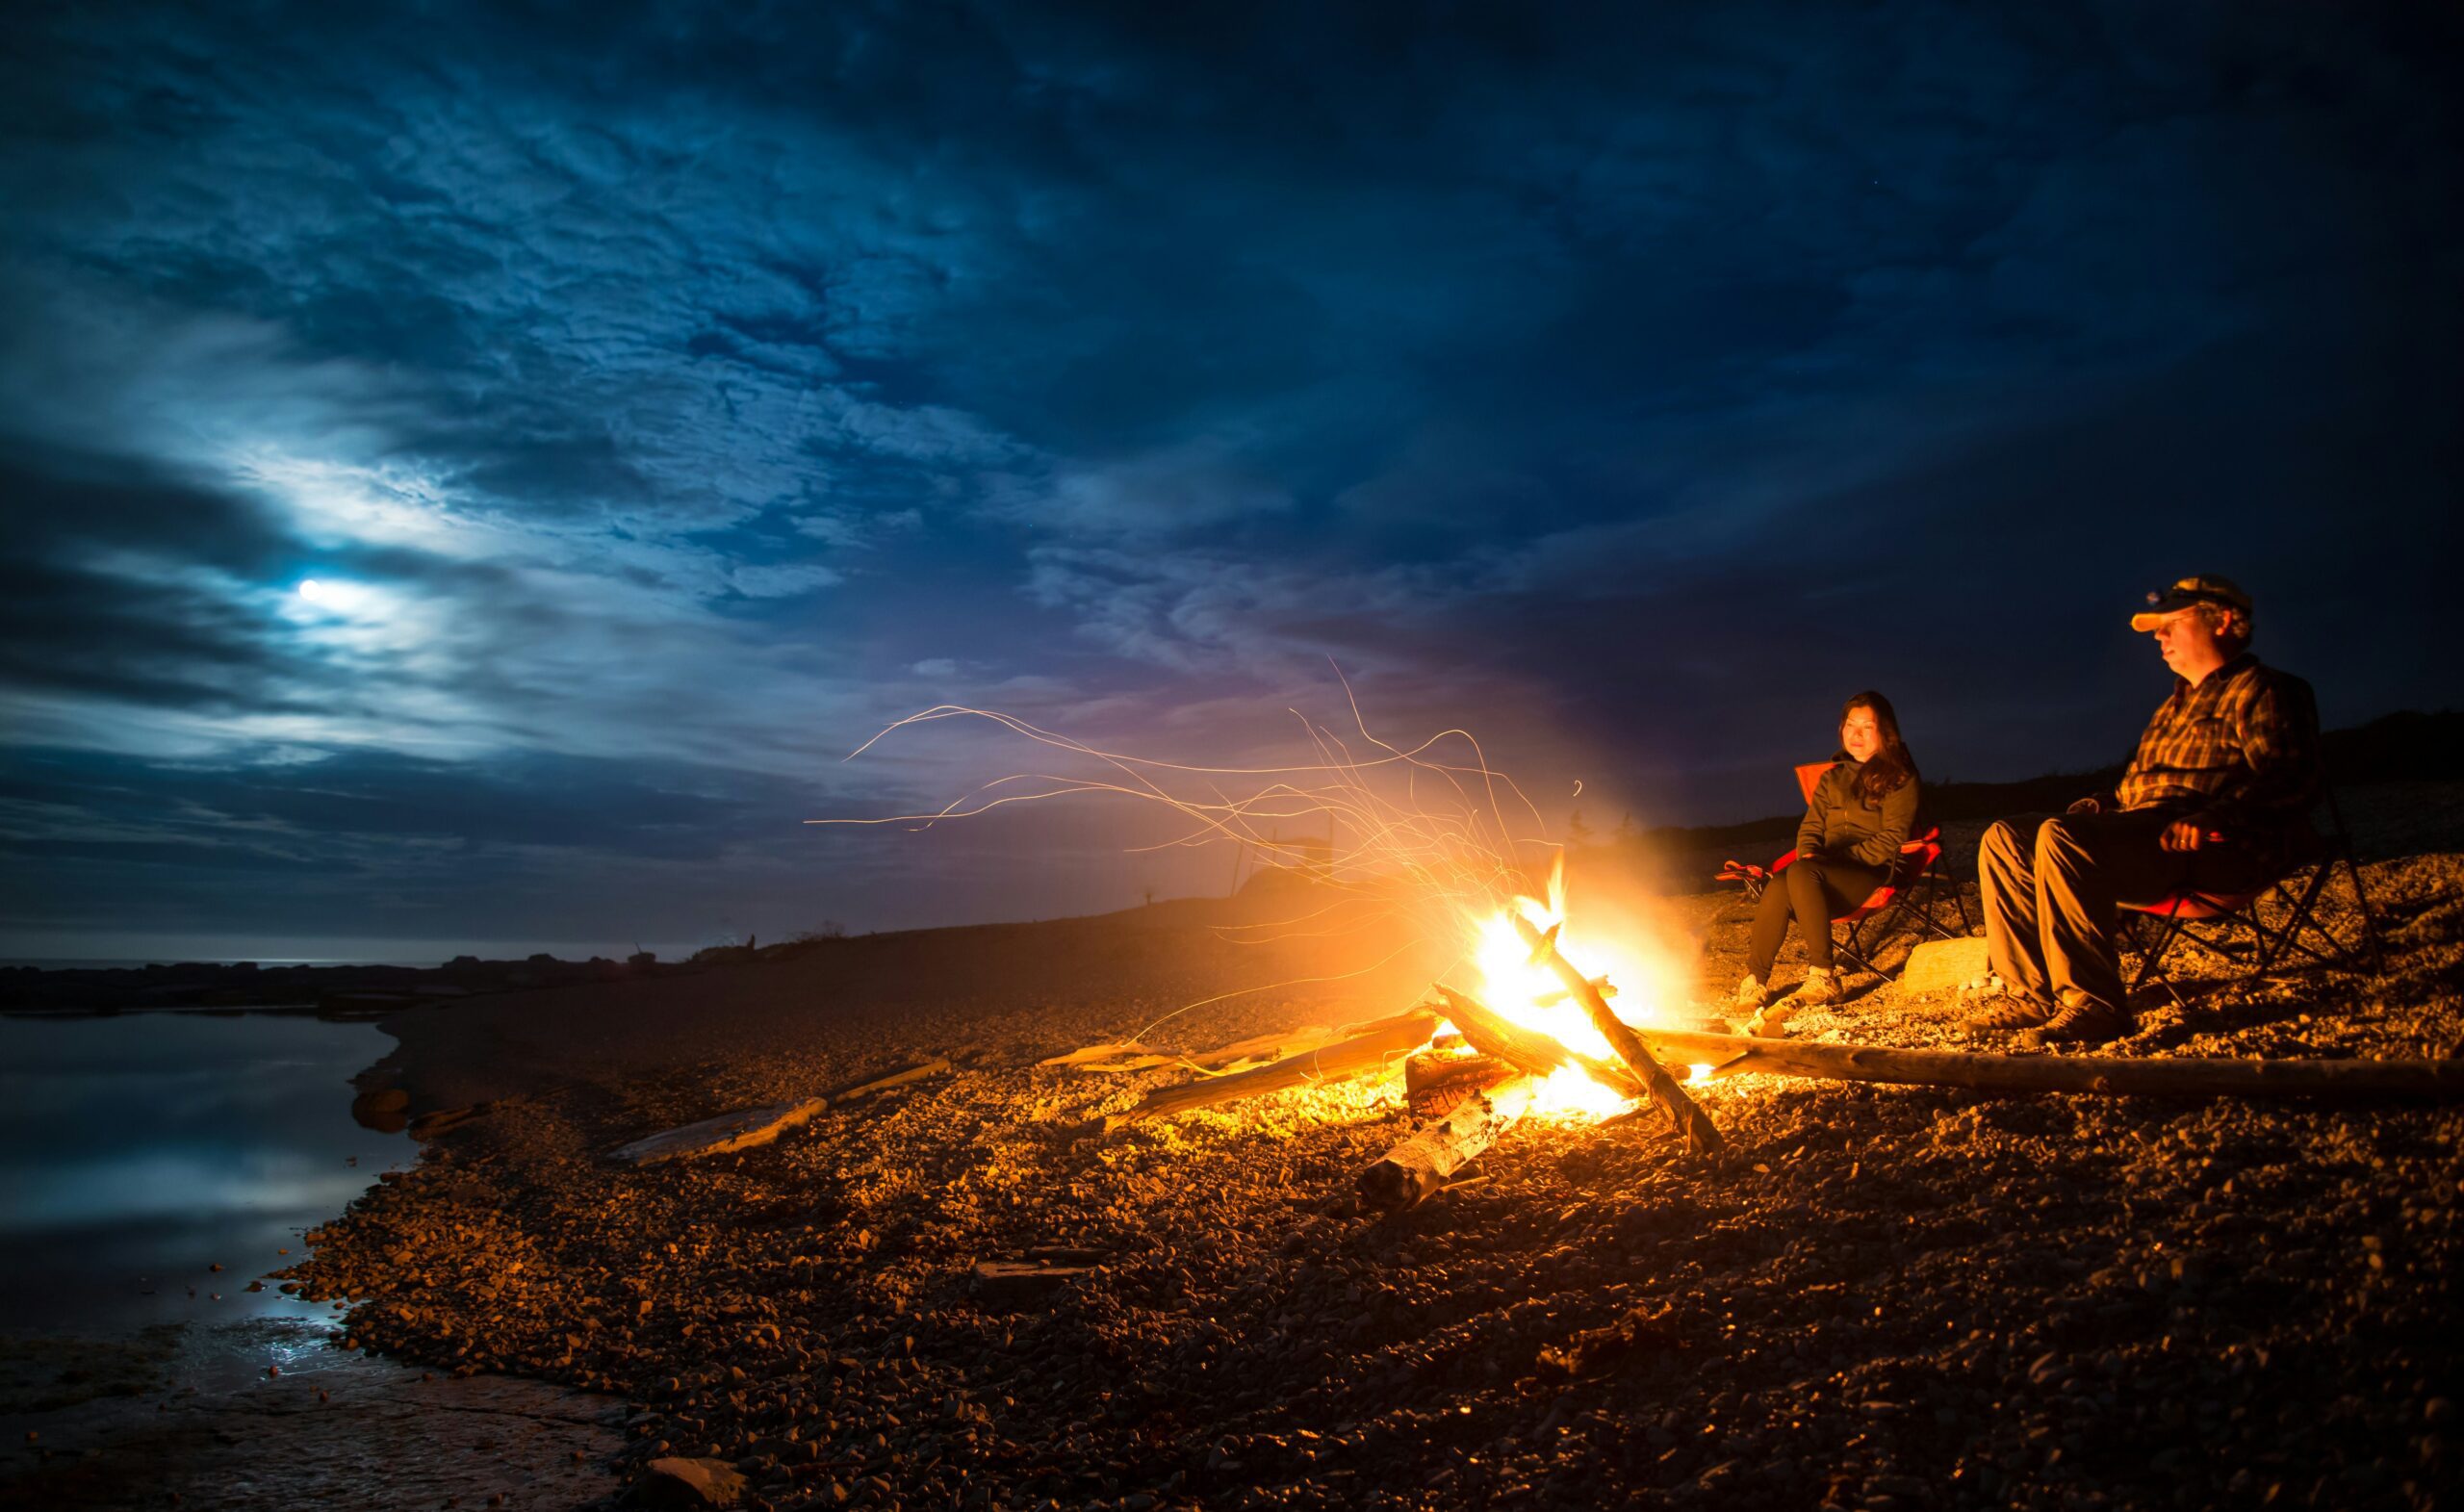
[0,1318,624,1510]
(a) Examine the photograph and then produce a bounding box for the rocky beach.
[9,782,2454,1510]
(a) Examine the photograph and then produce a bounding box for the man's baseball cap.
[2130,574,2252,631]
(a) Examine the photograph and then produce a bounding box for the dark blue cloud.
[0,0,2456,953]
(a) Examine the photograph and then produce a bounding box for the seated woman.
[1735,691,1922,1029]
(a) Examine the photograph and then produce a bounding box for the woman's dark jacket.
[1794,761,1921,868]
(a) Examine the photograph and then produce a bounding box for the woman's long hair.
[1836,690,1918,807]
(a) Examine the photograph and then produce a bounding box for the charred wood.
[1428,986,1645,1102]
[1404,1048,1515,1120]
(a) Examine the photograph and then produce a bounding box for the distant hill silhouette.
[1631,706,2463,853]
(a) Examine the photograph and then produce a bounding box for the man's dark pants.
[1979,810,2278,1017]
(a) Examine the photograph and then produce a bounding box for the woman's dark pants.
[1747,857,1888,978]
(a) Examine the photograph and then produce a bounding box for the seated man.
[1965,575,2322,1045]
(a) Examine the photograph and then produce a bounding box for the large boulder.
[1899,935,1990,995]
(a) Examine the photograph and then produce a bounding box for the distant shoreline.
[0,950,681,1017]
[10,707,2456,994]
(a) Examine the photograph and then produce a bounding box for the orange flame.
[1442,856,1681,1119]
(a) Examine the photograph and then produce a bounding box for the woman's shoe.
[1732,973,1770,1011]
[1792,966,1840,1007]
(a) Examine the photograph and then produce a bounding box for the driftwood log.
[606,1058,952,1166]
[1106,1009,1440,1129]
[1429,985,1646,1101]
[1630,1030,2464,1100]
[972,1259,1096,1307]
[1511,913,1722,1152]
[1360,1076,1535,1211]
[1038,1042,1178,1072]
[1041,1023,1342,1076]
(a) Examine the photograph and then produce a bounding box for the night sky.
[3,2,2457,960]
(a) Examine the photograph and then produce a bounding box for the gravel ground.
[273,785,2464,1511]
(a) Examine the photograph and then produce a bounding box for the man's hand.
[2161,818,2225,853]
[2066,796,2104,815]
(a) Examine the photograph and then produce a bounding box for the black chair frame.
[1833,843,1974,980]
[1731,835,1974,982]
[2126,792,2385,1001]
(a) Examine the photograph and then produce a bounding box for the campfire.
[1060,847,1725,1213]
[786,697,2462,1217]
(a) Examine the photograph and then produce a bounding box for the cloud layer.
[2,1,2457,953]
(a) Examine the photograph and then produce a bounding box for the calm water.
[0,1012,410,1338]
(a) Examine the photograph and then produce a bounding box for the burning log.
[1106,1008,1441,1129]
[1405,1048,1514,1119]
[1428,985,1644,1101]
[1511,913,1722,1153]
[1359,1076,1535,1212]
[1630,1029,2464,1100]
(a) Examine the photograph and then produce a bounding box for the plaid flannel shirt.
[2110,653,2321,831]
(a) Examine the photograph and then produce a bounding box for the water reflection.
[0,1012,408,1336]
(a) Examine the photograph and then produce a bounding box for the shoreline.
[1,1318,627,1510]
[0,1013,628,1510]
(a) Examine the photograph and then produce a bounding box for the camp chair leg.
[1834,941,1890,981]
[1903,872,1954,944]
[1834,901,1907,981]
[2251,869,2331,976]
[2130,910,2194,1000]
[2342,853,2388,976]
[1932,873,1972,940]
[2250,849,2382,979]
[2245,884,2298,977]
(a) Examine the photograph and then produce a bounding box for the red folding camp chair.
[2120,786,2384,1001]
[1715,761,1973,979]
